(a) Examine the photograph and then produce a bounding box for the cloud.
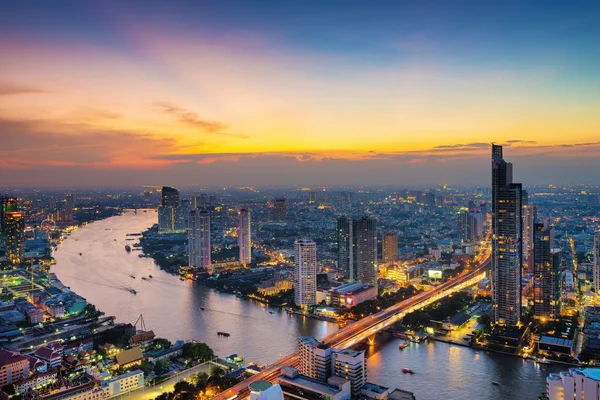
[0,82,47,95]
[155,102,248,138]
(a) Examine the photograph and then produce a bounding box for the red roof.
[0,349,28,368]
[33,346,61,361]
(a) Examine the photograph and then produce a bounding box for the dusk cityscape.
[1,2,600,400]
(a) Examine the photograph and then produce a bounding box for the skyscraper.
[308,192,317,204]
[5,211,25,265]
[298,337,331,382]
[239,208,251,265]
[533,224,560,319]
[457,207,483,242]
[271,198,287,221]
[381,231,398,263]
[188,209,211,267]
[594,233,600,293]
[332,349,366,399]
[523,202,537,273]
[337,216,353,280]
[161,186,179,208]
[0,196,18,237]
[353,217,378,287]
[294,240,317,307]
[158,186,181,233]
[491,144,523,326]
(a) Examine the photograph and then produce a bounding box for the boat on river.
[402,368,414,374]
[129,289,137,295]
[399,342,410,350]
[535,357,552,365]
[217,331,231,337]
[125,245,131,252]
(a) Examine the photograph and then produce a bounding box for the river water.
[52,212,559,400]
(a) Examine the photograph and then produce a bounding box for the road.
[213,251,491,400]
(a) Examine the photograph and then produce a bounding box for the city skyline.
[2,1,600,187]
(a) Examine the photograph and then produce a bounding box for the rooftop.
[278,374,341,396]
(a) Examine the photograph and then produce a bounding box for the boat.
[399,342,410,350]
[141,277,147,280]
[491,381,501,386]
[79,252,82,256]
[217,331,231,337]
[535,357,552,365]
[125,245,131,252]
[130,274,136,279]
[269,311,274,314]
[129,289,137,295]
[402,368,414,374]
[200,307,205,310]
[148,275,153,278]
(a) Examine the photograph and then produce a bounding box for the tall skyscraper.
[594,233,600,293]
[239,208,251,265]
[337,216,377,285]
[332,349,366,399]
[271,198,287,221]
[353,217,378,287]
[0,196,18,237]
[294,240,317,307]
[491,144,523,326]
[457,207,483,242]
[533,224,560,319]
[188,209,211,267]
[337,216,353,280]
[381,231,398,263]
[5,211,25,265]
[298,337,331,382]
[523,202,537,273]
[158,186,181,233]
[308,192,317,204]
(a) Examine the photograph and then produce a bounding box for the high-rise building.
[188,209,211,267]
[594,233,600,293]
[491,144,523,326]
[547,368,600,400]
[294,240,317,307]
[353,217,378,287]
[298,337,331,382]
[457,207,484,242]
[272,198,287,221]
[340,192,352,205]
[239,208,251,265]
[5,211,25,265]
[308,192,317,204]
[337,216,377,285]
[523,203,537,273]
[332,349,366,399]
[0,196,18,237]
[337,216,353,280]
[161,186,179,208]
[533,224,561,319]
[382,231,398,263]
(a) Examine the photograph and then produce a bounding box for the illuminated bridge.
[213,253,490,400]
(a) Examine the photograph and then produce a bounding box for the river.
[52,212,559,400]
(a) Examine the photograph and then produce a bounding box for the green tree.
[154,359,170,376]
[182,342,214,361]
[150,338,172,351]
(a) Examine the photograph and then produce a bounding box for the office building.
[249,381,284,400]
[294,240,317,307]
[457,207,483,242]
[298,337,332,382]
[188,209,211,267]
[337,217,378,285]
[354,217,378,287]
[278,367,351,400]
[382,232,398,263]
[523,203,537,272]
[337,216,353,280]
[533,224,561,319]
[0,196,18,237]
[5,211,25,265]
[332,349,366,399]
[161,186,179,208]
[158,186,181,233]
[547,368,600,400]
[491,144,523,326]
[271,198,287,221]
[239,208,251,265]
[594,233,600,293]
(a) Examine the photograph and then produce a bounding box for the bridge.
[214,251,490,400]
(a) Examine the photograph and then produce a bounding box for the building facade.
[332,349,366,399]
[381,232,398,264]
[523,203,537,272]
[337,216,353,280]
[298,337,332,382]
[491,144,523,326]
[353,217,378,287]
[294,240,317,307]
[594,233,600,293]
[239,208,251,265]
[188,209,211,267]
[271,198,287,221]
[0,349,30,387]
[547,368,600,400]
[533,224,561,319]
[4,211,25,265]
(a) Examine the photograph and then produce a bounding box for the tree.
[194,372,209,390]
[154,359,170,376]
[182,342,214,361]
[173,381,195,394]
[151,338,172,351]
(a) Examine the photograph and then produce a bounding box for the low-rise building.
[14,370,57,394]
[33,343,64,368]
[0,349,30,387]
[101,370,144,398]
[327,282,377,309]
[114,347,143,369]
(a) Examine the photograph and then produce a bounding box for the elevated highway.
[214,253,490,400]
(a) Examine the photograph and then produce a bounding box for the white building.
[239,208,251,265]
[102,370,145,398]
[294,240,317,307]
[594,233,600,292]
[277,367,350,400]
[188,209,211,267]
[298,337,331,382]
[547,368,600,400]
[249,380,284,400]
[332,349,366,399]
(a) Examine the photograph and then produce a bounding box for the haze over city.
[2,1,600,187]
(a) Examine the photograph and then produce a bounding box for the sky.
[1,0,600,187]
